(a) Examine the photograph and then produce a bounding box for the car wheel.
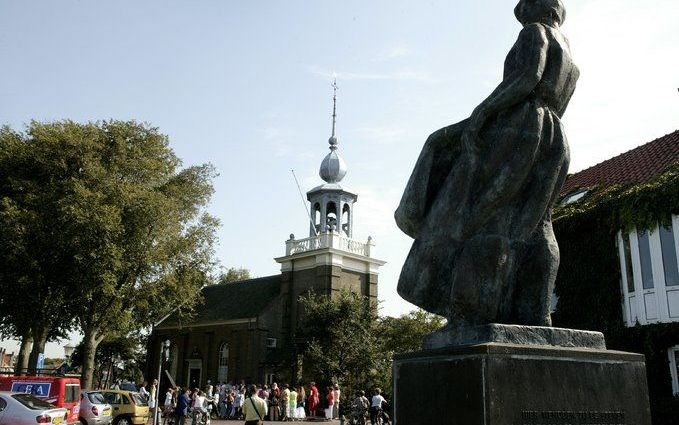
[80,419,88,425]
[114,417,132,425]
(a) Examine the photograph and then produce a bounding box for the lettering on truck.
[10,381,52,397]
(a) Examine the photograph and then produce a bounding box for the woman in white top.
[139,381,150,400]
[370,388,386,425]
[163,388,174,417]
[149,379,158,410]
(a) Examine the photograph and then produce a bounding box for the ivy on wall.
[552,163,679,425]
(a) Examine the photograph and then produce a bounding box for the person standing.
[139,380,150,401]
[163,387,175,419]
[268,383,281,421]
[280,384,290,421]
[233,387,243,419]
[308,382,319,419]
[333,384,341,419]
[258,385,270,420]
[149,379,158,415]
[296,385,306,419]
[243,384,268,425]
[175,388,191,425]
[288,386,298,420]
[324,386,335,420]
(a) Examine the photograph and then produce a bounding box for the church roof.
[157,275,281,328]
[561,130,679,196]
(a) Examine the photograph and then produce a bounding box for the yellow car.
[99,390,149,425]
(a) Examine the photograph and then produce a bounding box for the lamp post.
[56,344,76,376]
[63,344,75,360]
[153,340,170,425]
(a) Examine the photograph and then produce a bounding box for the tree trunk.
[27,328,48,375]
[80,327,103,390]
[15,334,33,376]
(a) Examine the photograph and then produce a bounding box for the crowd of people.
[134,378,390,424]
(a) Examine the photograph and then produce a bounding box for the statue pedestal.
[392,342,651,425]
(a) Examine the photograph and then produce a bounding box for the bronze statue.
[395,0,578,331]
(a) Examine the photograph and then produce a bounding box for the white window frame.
[617,214,679,326]
[217,342,229,383]
[669,345,679,396]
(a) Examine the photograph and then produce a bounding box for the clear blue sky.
[1,0,678,357]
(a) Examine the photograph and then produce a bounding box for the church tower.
[275,80,385,337]
[307,80,357,237]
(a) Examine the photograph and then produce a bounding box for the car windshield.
[131,393,148,406]
[12,393,55,410]
[88,392,106,404]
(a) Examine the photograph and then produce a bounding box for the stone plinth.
[393,343,651,425]
[423,323,607,350]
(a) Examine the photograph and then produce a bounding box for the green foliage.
[71,333,146,388]
[378,310,445,355]
[297,292,445,406]
[218,267,251,284]
[298,291,390,397]
[0,120,218,387]
[552,164,679,425]
[554,163,679,232]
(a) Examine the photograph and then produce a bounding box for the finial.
[319,76,348,184]
[329,77,338,150]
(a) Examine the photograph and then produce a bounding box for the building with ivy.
[146,86,385,389]
[552,130,679,423]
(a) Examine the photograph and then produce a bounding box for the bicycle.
[191,408,210,425]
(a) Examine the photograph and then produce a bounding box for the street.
[209,421,342,425]
[155,421,343,425]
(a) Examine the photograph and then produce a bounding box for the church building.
[146,85,385,388]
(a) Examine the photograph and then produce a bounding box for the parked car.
[79,391,112,425]
[0,391,68,425]
[0,375,81,424]
[99,390,149,425]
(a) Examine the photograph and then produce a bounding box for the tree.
[378,309,445,354]
[218,267,251,284]
[297,291,390,400]
[295,292,445,404]
[0,121,218,388]
[0,124,81,373]
[70,334,146,389]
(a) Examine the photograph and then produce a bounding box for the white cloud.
[350,125,406,146]
[375,44,413,61]
[259,127,281,140]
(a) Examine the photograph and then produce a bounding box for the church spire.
[329,78,338,149]
[319,77,347,184]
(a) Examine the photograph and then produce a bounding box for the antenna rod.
[291,169,318,236]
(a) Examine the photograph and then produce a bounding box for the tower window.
[342,203,351,236]
[327,202,338,231]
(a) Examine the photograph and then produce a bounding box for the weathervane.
[330,77,338,145]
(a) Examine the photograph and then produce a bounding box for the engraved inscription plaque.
[519,410,626,425]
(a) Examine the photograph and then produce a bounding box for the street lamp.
[153,340,171,425]
[63,344,75,360]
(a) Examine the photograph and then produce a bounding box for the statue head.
[515,0,566,27]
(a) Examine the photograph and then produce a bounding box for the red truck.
[0,376,81,424]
